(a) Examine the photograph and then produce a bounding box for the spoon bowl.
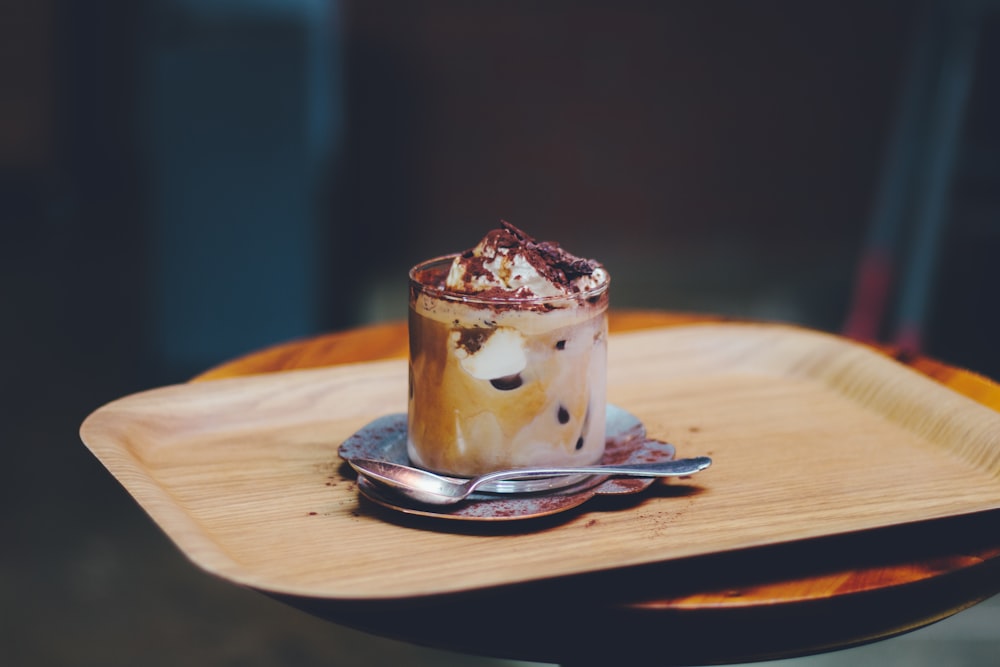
[348,456,712,506]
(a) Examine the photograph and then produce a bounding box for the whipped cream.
[445,221,607,298]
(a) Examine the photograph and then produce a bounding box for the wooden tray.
[80,323,1000,601]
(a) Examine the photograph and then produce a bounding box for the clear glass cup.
[407,255,610,477]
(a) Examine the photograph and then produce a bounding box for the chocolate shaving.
[495,220,602,293]
[438,220,606,307]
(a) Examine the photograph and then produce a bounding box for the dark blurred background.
[3,1,999,665]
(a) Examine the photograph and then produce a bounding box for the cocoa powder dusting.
[447,220,602,298]
[498,221,601,292]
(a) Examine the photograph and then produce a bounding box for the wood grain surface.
[79,311,1000,664]
[80,322,1000,602]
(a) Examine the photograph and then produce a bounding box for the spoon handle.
[470,456,712,493]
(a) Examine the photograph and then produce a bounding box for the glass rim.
[408,254,610,306]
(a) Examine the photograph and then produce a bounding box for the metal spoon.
[348,456,712,506]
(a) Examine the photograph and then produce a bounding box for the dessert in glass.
[407,221,610,477]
